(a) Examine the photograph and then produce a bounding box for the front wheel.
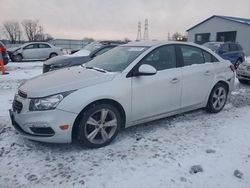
[206,83,228,113]
[78,104,121,148]
[13,54,23,62]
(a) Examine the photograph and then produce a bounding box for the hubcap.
[15,55,22,62]
[212,87,227,110]
[84,109,118,144]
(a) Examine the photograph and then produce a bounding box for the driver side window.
[141,45,176,71]
[23,44,38,50]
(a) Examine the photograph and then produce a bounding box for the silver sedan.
[236,60,250,84]
[7,42,64,62]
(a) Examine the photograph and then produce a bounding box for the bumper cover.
[9,108,78,143]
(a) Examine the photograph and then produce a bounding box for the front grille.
[12,100,23,113]
[18,90,27,98]
[43,64,50,73]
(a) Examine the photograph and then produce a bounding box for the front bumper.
[236,70,250,81]
[9,108,78,143]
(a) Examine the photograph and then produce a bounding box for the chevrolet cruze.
[10,41,235,148]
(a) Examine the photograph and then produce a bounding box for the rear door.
[179,45,215,108]
[131,45,182,121]
[38,43,52,59]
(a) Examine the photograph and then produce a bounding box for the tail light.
[230,64,235,72]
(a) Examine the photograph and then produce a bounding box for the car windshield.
[73,42,103,56]
[203,43,222,51]
[84,46,148,72]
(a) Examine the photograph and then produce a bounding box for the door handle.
[204,71,211,76]
[170,78,179,84]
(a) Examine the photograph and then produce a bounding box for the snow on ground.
[1,62,250,188]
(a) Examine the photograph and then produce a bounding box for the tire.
[49,53,58,59]
[78,103,121,148]
[206,83,228,113]
[238,79,249,84]
[235,59,242,69]
[13,54,23,62]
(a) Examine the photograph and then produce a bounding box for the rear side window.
[141,45,176,71]
[39,43,51,48]
[180,45,204,66]
[24,44,38,49]
[203,51,219,63]
[221,44,229,52]
[229,44,238,52]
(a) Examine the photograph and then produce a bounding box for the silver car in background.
[236,60,250,84]
[7,42,63,62]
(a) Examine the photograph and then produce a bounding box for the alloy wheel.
[212,87,227,111]
[84,108,118,145]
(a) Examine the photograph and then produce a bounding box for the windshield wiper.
[83,66,108,73]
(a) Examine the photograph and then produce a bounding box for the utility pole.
[136,21,142,41]
[143,19,149,40]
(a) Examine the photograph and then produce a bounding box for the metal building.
[187,15,250,55]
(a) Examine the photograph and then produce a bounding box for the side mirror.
[136,64,157,76]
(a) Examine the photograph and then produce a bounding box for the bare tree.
[172,32,187,41]
[2,20,22,43]
[22,20,44,41]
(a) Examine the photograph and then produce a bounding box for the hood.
[7,46,21,53]
[242,59,250,65]
[45,54,90,65]
[19,66,116,98]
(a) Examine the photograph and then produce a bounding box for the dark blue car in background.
[203,42,245,68]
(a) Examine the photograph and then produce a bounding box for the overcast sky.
[1,0,250,40]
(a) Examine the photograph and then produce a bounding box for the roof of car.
[122,40,198,47]
[22,42,51,46]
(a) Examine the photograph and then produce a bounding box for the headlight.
[29,91,74,111]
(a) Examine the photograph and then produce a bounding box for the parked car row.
[10,41,235,148]
[43,41,127,73]
[7,42,64,62]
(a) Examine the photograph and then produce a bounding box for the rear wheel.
[49,53,58,59]
[13,54,23,62]
[78,103,121,148]
[238,79,249,84]
[206,83,228,113]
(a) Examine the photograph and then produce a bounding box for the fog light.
[59,125,69,130]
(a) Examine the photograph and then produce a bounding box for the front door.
[22,44,39,60]
[131,45,182,122]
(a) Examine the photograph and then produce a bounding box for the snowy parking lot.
[1,62,250,188]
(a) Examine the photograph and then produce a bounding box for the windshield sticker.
[128,47,145,52]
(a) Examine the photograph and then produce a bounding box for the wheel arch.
[71,98,126,140]
[49,52,58,58]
